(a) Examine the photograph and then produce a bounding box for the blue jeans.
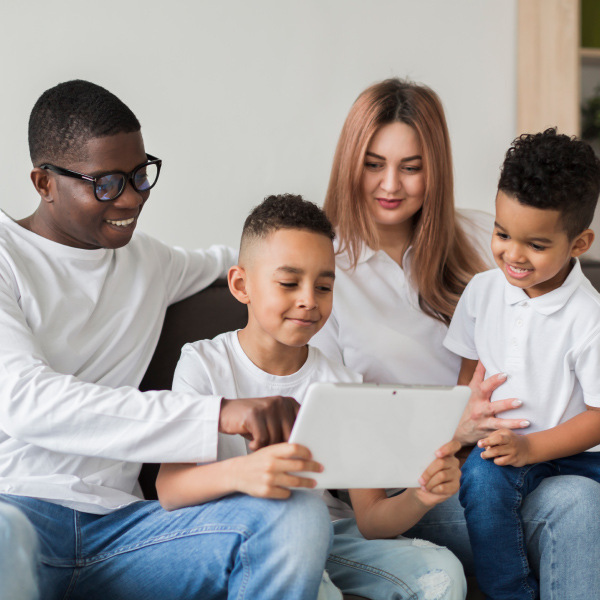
[403,474,600,600]
[327,519,466,599]
[459,447,600,600]
[0,491,332,600]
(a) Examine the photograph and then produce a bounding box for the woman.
[313,78,600,599]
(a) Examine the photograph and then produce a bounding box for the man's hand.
[219,396,300,450]
[229,443,322,499]
[454,362,530,446]
[415,440,461,508]
[478,429,531,467]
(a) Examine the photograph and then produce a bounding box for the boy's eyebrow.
[275,266,336,278]
[365,151,422,163]
[494,222,554,244]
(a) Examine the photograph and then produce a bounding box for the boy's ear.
[30,168,55,204]
[570,229,595,258]
[228,265,250,305]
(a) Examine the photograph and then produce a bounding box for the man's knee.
[0,501,39,600]
[0,501,38,552]
[221,491,331,556]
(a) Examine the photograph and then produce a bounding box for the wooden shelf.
[581,47,600,65]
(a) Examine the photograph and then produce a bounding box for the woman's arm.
[453,361,529,446]
[349,440,461,540]
[457,357,477,385]
[156,442,322,511]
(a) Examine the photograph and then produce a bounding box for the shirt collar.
[503,258,585,315]
[335,239,413,268]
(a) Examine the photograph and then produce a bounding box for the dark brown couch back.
[138,279,247,498]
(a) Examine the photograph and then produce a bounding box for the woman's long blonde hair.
[324,78,487,325]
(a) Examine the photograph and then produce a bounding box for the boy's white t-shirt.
[444,261,600,450]
[173,330,363,519]
[312,209,494,385]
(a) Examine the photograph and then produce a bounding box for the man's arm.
[156,238,237,305]
[0,275,295,463]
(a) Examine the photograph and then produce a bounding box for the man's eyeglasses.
[40,154,162,202]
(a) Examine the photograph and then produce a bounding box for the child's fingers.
[421,466,459,492]
[434,439,461,458]
[478,428,514,448]
[493,455,516,466]
[277,473,318,489]
[419,456,459,486]
[426,477,460,497]
[278,458,323,474]
[254,445,323,474]
[480,443,510,460]
[272,443,313,460]
[478,432,501,448]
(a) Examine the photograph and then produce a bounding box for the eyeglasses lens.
[94,163,159,201]
[95,174,125,201]
[133,163,159,192]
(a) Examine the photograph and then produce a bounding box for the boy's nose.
[297,289,317,309]
[505,243,526,263]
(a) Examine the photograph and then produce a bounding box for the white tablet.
[288,382,469,489]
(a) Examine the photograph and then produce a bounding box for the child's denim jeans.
[459,445,600,600]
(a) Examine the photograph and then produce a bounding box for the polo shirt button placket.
[508,304,528,367]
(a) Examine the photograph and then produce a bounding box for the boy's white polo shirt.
[444,260,600,448]
[312,210,494,385]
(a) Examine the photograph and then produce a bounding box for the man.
[0,80,330,600]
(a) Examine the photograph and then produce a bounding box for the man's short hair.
[240,194,334,260]
[498,128,600,239]
[28,80,141,166]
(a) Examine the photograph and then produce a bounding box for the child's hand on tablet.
[229,443,322,499]
[415,439,461,508]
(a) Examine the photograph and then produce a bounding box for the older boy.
[0,81,332,600]
[444,128,600,600]
[158,195,467,600]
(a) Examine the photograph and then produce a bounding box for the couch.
[137,259,600,600]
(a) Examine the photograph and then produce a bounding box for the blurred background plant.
[582,84,600,145]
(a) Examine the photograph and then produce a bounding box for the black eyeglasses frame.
[39,154,162,202]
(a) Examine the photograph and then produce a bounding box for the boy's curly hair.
[498,128,600,239]
[241,194,334,255]
[28,80,140,166]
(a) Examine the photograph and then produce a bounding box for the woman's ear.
[228,265,250,305]
[30,168,55,204]
[570,229,595,258]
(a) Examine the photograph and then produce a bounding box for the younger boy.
[444,128,600,600]
[157,194,466,600]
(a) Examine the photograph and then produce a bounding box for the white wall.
[0,0,517,249]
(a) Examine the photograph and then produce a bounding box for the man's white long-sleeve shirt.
[0,211,236,514]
